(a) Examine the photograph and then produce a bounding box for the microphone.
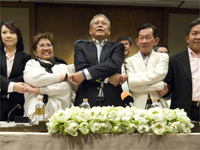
[121,91,134,107]
[7,104,21,123]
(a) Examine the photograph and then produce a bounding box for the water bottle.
[80,98,90,109]
[35,98,45,124]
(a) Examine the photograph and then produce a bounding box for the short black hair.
[137,23,157,38]
[154,44,169,54]
[116,35,132,46]
[186,18,200,36]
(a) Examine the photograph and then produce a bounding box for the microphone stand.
[97,81,104,107]
[7,104,21,123]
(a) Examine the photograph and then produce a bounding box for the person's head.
[32,32,54,61]
[154,44,169,54]
[116,35,132,59]
[0,20,24,51]
[185,18,200,54]
[135,23,159,56]
[89,14,111,43]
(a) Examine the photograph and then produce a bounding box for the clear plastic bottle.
[35,98,45,124]
[80,98,90,109]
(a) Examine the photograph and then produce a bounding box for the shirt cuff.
[8,82,15,93]
[84,69,92,80]
[104,78,108,84]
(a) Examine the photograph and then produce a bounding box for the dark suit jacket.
[164,50,192,117]
[74,41,125,107]
[0,49,31,121]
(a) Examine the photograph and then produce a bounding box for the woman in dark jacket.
[0,20,31,121]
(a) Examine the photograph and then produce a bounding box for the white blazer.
[125,50,169,109]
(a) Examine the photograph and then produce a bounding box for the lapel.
[135,51,146,71]
[87,42,98,65]
[0,50,7,77]
[100,42,110,64]
[147,50,156,71]
[9,50,22,78]
[178,50,192,82]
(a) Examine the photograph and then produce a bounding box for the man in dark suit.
[73,14,125,107]
[159,18,200,121]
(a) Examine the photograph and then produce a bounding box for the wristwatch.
[65,73,68,81]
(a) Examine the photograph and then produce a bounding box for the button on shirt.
[188,48,200,101]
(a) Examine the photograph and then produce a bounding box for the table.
[0,132,199,150]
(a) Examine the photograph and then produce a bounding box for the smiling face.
[89,16,111,43]
[119,40,131,59]
[185,24,200,54]
[156,47,169,54]
[1,25,18,49]
[136,27,159,56]
[34,38,54,61]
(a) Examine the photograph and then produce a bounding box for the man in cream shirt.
[125,23,169,109]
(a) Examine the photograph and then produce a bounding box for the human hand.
[108,73,121,87]
[67,73,78,85]
[13,82,27,93]
[120,75,128,84]
[158,82,168,96]
[73,71,85,85]
[23,83,40,93]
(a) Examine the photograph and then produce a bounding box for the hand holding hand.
[120,75,128,84]
[13,82,27,94]
[23,83,40,93]
[158,82,169,96]
[67,73,78,85]
[108,73,121,87]
[73,71,85,85]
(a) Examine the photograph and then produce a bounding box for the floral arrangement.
[46,106,194,137]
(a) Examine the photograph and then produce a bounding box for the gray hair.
[89,14,111,29]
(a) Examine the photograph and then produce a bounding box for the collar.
[93,39,107,46]
[188,47,200,57]
[140,51,152,60]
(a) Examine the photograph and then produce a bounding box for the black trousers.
[190,104,200,121]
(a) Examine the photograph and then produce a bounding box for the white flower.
[108,110,121,122]
[89,121,100,133]
[137,124,150,134]
[163,108,176,121]
[134,108,149,124]
[124,122,137,134]
[47,106,194,137]
[168,122,181,133]
[174,108,188,121]
[79,122,90,135]
[151,122,166,135]
[99,121,112,133]
[46,117,59,133]
[53,109,72,123]
[111,123,123,133]
[64,120,79,137]
[147,107,164,122]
